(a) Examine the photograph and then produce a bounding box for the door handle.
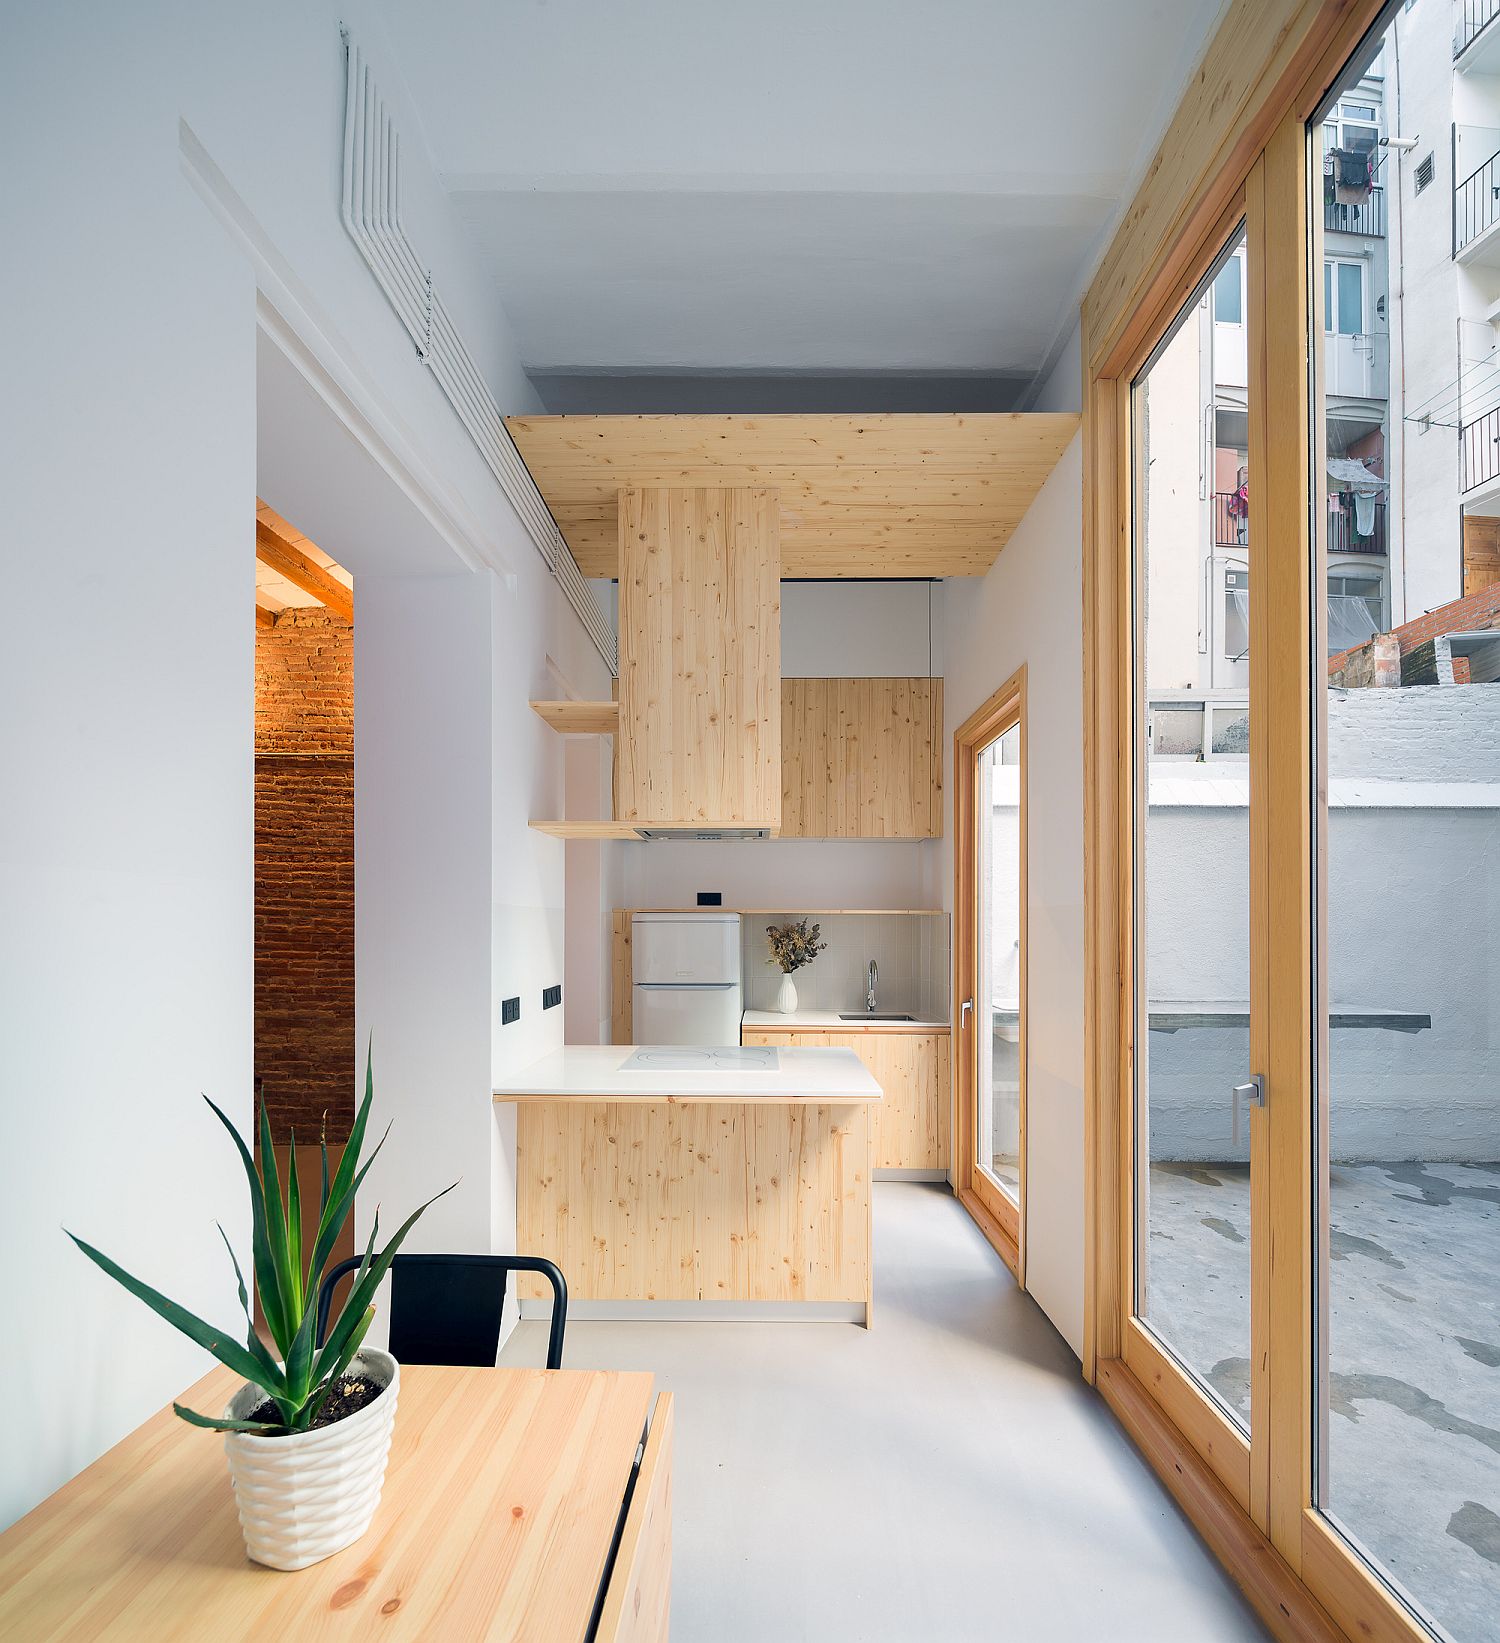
[1231,1074,1266,1147]
[960,999,973,1028]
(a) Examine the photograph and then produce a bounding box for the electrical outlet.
[542,984,562,1011]
[501,996,521,1025]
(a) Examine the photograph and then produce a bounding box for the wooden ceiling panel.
[505,413,1079,579]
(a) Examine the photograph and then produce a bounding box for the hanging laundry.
[1332,147,1373,205]
[1326,458,1385,545]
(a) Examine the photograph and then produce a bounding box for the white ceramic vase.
[222,1347,399,1571]
[776,972,798,1014]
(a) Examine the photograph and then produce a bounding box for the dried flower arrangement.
[765,919,828,975]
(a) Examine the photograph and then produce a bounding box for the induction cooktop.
[621,1046,780,1071]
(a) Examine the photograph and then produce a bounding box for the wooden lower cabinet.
[742,1029,949,1171]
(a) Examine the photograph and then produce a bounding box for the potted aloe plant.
[67,1054,452,1571]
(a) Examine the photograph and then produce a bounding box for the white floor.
[500,1183,1267,1641]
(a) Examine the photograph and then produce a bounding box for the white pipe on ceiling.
[340,32,616,670]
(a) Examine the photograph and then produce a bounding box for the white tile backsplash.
[743,912,949,1018]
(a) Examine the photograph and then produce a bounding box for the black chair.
[315,1253,568,1370]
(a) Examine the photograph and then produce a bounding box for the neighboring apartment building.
[1146,0,1500,761]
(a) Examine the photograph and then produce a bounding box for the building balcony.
[1325,183,1384,239]
[1456,144,1500,261]
[1456,0,1500,67]
[1214,492,1387,556]
[1325,330,1388,403]
[1462,403,1500,492]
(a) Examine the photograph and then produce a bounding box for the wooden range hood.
[615,485,781,837]
[533,482,784,839]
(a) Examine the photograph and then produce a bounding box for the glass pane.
[975,722,1021,1203]
[1315,7,1500,1639]
[1150,701,1205,757]
[1324,262,1334,333]
[1132,225,1252,1429]
[1337,262,1363,335]
[1211,706,1249,755]
[1213,256,1243,325]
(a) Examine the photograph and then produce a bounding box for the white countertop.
[742,1009,950,1031]
[494,1043,883,1102]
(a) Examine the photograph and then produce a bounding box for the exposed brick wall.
[1388,580,1500,656]
[1328,580,1500,683]
[255,607,354,1141]
[1328,684,1500,780]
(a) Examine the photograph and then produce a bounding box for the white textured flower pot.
[222,1348,399,1571]
[776,973,798,1013]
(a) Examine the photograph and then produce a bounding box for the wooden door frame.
[953,666,1027,1283]
[1081,0,1432,1638]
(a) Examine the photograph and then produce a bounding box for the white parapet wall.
[1146,685,1500,1164]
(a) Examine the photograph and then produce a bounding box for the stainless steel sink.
[839,1012,917,1022]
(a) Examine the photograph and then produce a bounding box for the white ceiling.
[378,0,1224,383]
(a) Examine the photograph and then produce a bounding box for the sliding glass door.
[1109,5,1500,1638]
[955,672,1026,1274]
[1310,7,1500,1638]
[1129,226,1256,1464]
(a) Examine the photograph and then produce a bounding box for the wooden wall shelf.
[530,700,619,735]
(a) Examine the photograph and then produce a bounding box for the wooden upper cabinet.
[780,676,943,838]
[615,486,782,827]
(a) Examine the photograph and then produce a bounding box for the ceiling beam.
[254,521,354,623]
[255,603,277,630]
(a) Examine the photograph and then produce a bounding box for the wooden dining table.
[0,1363,672,1641]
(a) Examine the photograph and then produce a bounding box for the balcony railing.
[1328,498,1387,556]
[1213,492,1248,549]
[1457,0,1500,58]
[1456,147,1500,252]
[1214,491,1387,555]
[1325,184,1384,238]
[1463,404,1500,491]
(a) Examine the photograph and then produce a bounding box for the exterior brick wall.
[255,607,354,1140]
[1388,580,1500,655]
[1328,580,1500,683]
[1328,683,1500,780]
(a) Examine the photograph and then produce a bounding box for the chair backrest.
[316,1252,568,1370]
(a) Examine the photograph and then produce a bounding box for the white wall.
[1032,321,1082,414]
[355,574,495,1264]
[1,5,257,1532]
[782,581,940,677]
[0,0,608,1529]
[942,433,1087,1358]
[1144,687,1500,1161]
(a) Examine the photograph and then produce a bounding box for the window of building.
[1326,568,1384,653]
[1323,99,1380,155]
[1223,566,1249,660]
[1323,258,1365,335]
[1212,252,1244,325]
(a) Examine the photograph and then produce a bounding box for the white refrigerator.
[631,912,743,1045]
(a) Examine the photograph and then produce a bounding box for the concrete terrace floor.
[1146,1160,1500,1643]
[501,1183,1265,1642]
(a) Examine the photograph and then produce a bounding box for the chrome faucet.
[867,960,878,1013]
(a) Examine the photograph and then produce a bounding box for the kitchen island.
[494,1045,881,1325]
